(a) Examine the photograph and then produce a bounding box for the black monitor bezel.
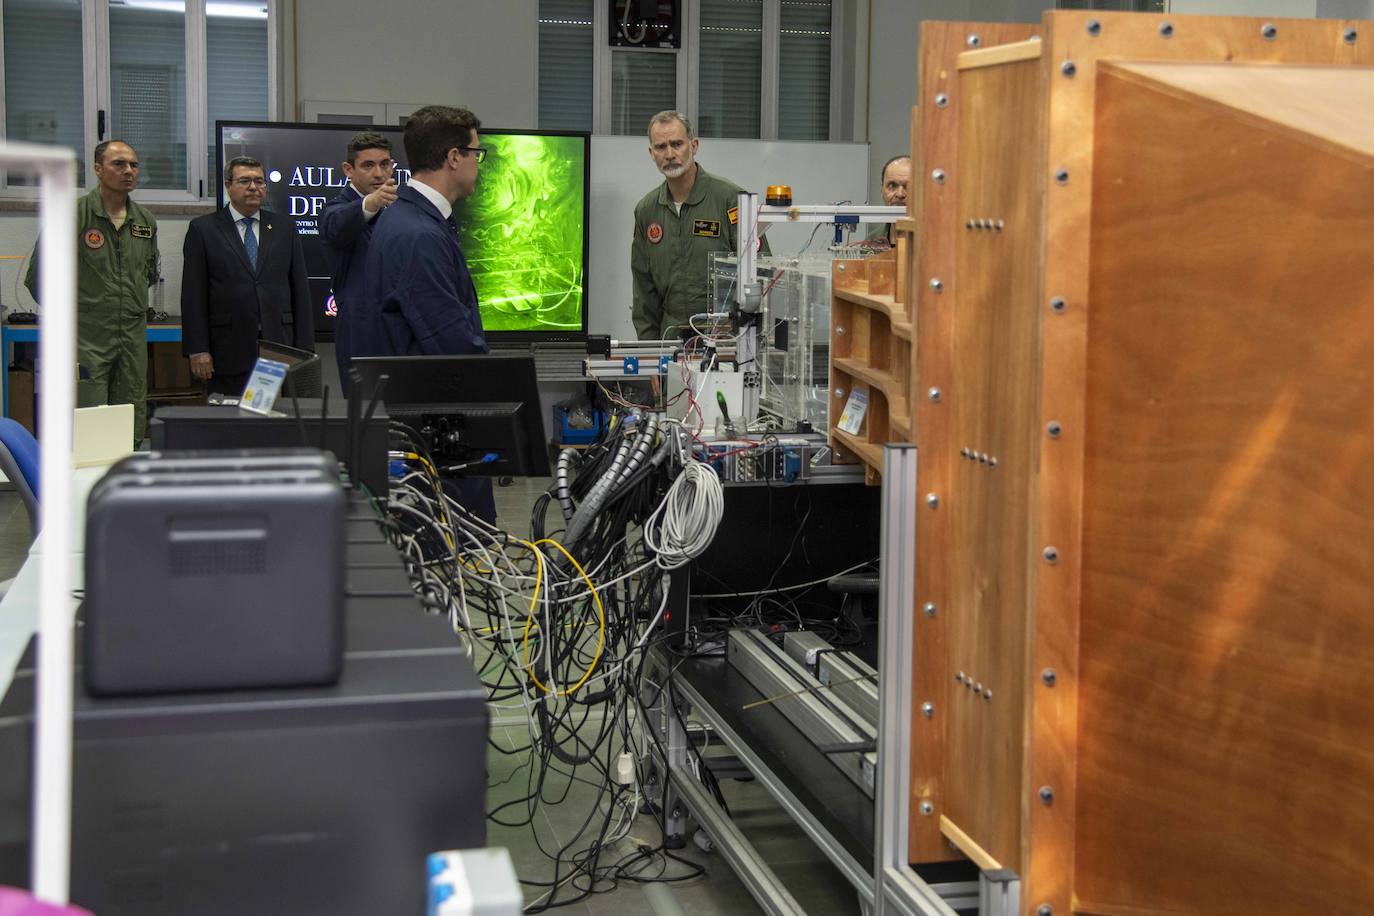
[350,354,550,478]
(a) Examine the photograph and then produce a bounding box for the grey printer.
[83,449,345,695]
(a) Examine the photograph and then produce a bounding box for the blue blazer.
[320,184,372,391]
[359,185,487,358]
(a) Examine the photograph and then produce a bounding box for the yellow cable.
[520,537,607,697]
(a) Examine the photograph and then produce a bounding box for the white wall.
[293,0,538,129]
[0,211,193,315]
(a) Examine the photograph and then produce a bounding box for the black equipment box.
[83,450,345,696]
[0,500,487,916]
[149,398,390,496]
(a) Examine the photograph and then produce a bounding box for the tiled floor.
[485,476,865,914]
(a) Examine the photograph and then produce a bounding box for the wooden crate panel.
[910,17,1043,864]
[1072,62,1374,915]
[940,52,1046,873]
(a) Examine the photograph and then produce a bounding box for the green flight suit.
[25,188,159,443]
[631,164,767,340]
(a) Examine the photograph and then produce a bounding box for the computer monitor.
[351,354,550,478]
[216,121,590,344]
[259,339,322,398]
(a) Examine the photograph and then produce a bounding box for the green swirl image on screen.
[456,134,587,333]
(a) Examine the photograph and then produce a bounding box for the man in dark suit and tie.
[181,156,314,395]
[361,104,494,521]
[321,132,397,392]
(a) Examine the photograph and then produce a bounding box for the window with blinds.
[207,4,268,186]
[109,5,187,190]
[778,0,830,141]
[611,51,676,137]
[3,0,86,188]
[698,0,762,139]
[539,0,594,131]
[1057,0,1165,10]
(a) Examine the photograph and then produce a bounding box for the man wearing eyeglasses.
[360,104,494,521]
[322,131,398,393]
[23,139,159,445]
[359,105,487,360]
[182,155,314,395]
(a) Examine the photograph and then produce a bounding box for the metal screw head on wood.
[1061,60,1077,78]
[921,702,935,718]
[923,602,937,617]
[1345,27,1358,44]
[931,169,946,184]
[1043,546,1059,564]
[834,388,845,398]
[983,688,992,700]
[920,801,934,816]
[1037,905,1054,916]
[966,33,980,48]
[927,387,942,402]
[925,493,939,509]
[1054,168,1069,185]
[929,277,944,293]
[935,92,949,108]
[1086,18,1101,36]
[1041,668,1057,686]
[1039,786,1055,805]
[836,325,845,335]
[1050,296,1066,313]
[1158,21,1174,38]
[1262,23,1277,40]
[1047,421,1062,438]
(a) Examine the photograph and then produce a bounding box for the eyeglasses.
[230,177,267,188]
[457,146,487,163]
[355,158,395,171]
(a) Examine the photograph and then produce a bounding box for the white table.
[0,466,108,690]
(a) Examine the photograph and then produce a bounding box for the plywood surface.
[1073,61,1374,916]
[909,19,1041,865]
[1027,12,1374,915]
[1105,60,1374,162]
[943,53,1045,876]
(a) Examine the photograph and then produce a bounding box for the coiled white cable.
[642,459,724,568]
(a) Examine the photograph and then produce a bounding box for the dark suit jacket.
[358,185,487,358]
[181,207,314,376]
[320,185,372,390]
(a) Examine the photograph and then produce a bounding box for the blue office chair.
[0,418,40,540]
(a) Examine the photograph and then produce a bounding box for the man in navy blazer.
[182,156,313,394]
[321,131,397,392]
[361,105,495,521]
[360,106,487,360]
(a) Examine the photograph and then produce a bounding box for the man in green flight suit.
[25,139,159,444]
[631,111,764,340]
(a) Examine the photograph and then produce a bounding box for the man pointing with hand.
[322,131,398,390]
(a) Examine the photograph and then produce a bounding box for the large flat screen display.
[216,120,589,342]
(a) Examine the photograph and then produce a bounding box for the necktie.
[241,217,258,269]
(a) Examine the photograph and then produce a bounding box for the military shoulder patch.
[727,206,739,225]
[646,222,664,244]
[83,228,105,250]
